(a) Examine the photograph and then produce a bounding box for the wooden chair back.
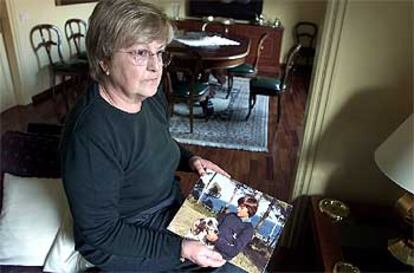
[280,44,302,91]
[201,18,234,36]
[30,24,65,67]
[252,32,270,71]
[165,47,203,90]
[64,18,88,58]
[164,47,208,133]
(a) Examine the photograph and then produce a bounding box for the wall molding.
[4,0,27,104]
[291,0,348,199]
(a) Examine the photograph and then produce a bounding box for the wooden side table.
[309,196,412,272]
[268,195,413,272]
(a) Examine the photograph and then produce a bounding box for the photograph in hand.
[167,170,293,273]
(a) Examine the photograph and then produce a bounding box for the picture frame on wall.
[55,0,97,6]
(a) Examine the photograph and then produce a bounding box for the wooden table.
[310,196,411,272]
[167,33,251,71]
[175,19,283,76]
[267,195,412,272]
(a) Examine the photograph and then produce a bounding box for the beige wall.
[304,0,413,204]
[1,0,16,112]
[1,0,325,108]
[3,0,97,105]
[0,31,16,112]
[263,0,326,62]
[0,0,175,107]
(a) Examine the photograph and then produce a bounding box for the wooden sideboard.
[173,19,284,76]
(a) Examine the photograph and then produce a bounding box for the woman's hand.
[189,156,230,178]
[181,239,226,267]
[206,231,219,242]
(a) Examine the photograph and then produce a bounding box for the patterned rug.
[169,77,269,152]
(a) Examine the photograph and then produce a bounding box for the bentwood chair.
[164,48,210,133]
[30,24,89,121]
[201,17,234,36]
[64,19,89,106]
[200,17,235,86]
[294,22,318,68]
[226,32,269,98]
[64,18,88,61]
[246,44,302,122]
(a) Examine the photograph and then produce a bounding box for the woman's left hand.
[206,231,219,242]
[189,156,230,178]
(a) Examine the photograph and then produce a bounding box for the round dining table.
[167,33,251,70]
[166,33,251,119]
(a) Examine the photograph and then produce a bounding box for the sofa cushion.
[0,174,66,266]
[43,210,94,273]
[0,131,60,212]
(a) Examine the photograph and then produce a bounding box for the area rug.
[169,77,269,152]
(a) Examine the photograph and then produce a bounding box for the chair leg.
[59,75,70,114]
[245,92,256,121]
[168,102,174,117]
[189,101,194,133]
[277,95,282,124]
[51,72,63,123]
[226,74,233,99]
[51,72,57,101]
[200,98,213,121]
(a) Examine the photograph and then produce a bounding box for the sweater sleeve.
[176,143,194,172]
[214,216,254,260]
[61,132,182,259]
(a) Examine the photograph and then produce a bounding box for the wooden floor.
[0,71,309,202]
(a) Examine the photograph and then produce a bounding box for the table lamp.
[375,113,414,266]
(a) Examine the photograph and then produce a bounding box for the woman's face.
[103,40,166,101]
[237,205,250,219]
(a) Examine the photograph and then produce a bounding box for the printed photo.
[167,170,293,273]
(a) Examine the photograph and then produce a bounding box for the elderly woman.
[60,0,246,272]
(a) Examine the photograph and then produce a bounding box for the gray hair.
[86,0,174,83]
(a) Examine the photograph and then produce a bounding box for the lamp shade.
[375,114,414,194]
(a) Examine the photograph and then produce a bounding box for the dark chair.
[226,32,269,98]
[246,44,302,122]
[294,22,318,68]
[30,24,89,121]
[64,18,88,61]
[164,48,210,133]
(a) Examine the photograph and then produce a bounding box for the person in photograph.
[60,0,248,272]
[207,195,258,260]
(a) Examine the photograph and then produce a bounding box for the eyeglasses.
[116,49,171,67]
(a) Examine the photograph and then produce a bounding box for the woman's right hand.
[181,239,226,267]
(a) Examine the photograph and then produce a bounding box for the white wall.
[303,0,413,204]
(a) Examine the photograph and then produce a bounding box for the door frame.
[291,0,348,199]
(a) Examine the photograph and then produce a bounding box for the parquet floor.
[0,71,309,202]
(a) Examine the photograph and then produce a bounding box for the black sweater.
[60,81,192,260]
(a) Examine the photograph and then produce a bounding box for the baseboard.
[31,79,76,105]
[31,87,54,105]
